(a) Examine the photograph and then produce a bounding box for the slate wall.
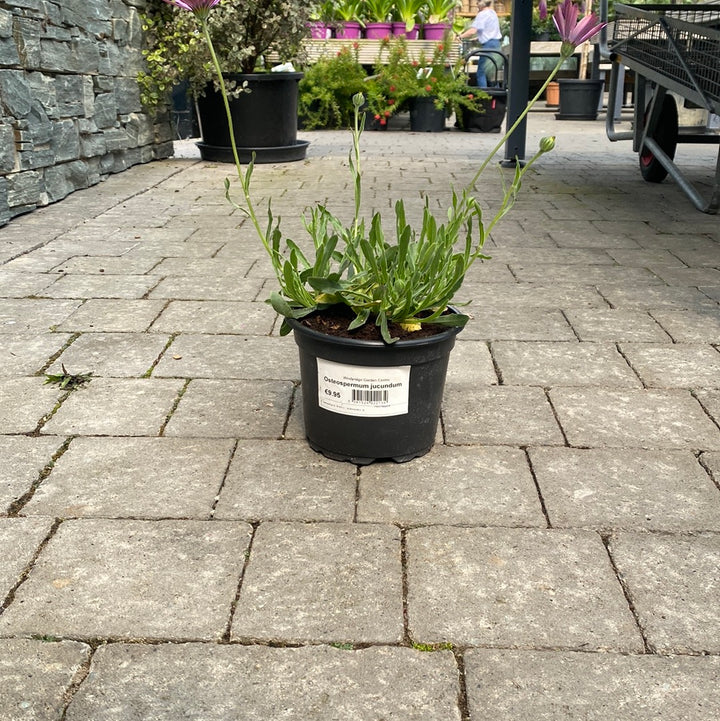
[0,0,173,226]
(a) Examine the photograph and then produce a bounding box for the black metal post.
[502,0,533,165]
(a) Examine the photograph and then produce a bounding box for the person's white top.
[471,8,502,44]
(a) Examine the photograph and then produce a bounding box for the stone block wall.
[0,0,173,226]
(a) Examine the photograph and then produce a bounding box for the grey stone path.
[1,112,720,719]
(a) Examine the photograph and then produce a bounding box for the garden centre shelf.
[601,3,720,213]
[304,39,462,66]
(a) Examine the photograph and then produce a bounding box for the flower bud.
[539,136,556,153]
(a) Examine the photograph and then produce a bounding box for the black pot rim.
[223,72,304,82]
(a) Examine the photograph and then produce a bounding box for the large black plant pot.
[196,72,309,163]
[409,97,446,132]
[556,78,604,121]
[289,315,461,464]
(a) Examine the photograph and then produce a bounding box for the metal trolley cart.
[600,3,720,213]
[457,49,508,133]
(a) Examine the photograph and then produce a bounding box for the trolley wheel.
[639,94,678,183]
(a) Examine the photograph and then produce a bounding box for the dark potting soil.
[300,306,451,342]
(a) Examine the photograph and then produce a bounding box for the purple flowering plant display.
[162,0,605,343]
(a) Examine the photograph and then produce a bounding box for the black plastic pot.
[409,97,446,132]
[196,73,309,163]
[556,78,604,121]
[289,316,461,464]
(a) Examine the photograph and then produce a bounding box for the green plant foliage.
[298,45,369,129]
[138,0,311,111]
[44,365,93,390]
[422,0,460,23]
[364,36,490,123]
[364,0,395,22]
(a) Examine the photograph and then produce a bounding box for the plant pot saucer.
[554,113,599,121]
[196,140,310,164]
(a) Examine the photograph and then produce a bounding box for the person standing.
[457,0,503,88]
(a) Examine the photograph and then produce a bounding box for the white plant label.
[316,358,411,417]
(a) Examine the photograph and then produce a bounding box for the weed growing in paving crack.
[44,364,93,390]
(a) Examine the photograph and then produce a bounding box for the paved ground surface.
[1,109,720,719]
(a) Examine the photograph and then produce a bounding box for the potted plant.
[364,0,395,38]
[334,0,365,39]
[365,37,490,131]
[392,0,423,38]
[163,0,604,463]
[298,44,368,129]
[308,1,337,38]
[421,0,459,39]
[139,0,311,163]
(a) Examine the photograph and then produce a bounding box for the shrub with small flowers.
[364,36,490,124]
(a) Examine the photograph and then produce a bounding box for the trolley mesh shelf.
[610,3,720,111]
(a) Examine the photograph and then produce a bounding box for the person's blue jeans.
[476,38,502,88]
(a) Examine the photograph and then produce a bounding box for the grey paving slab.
[55,299,166,333]
[445,339,497,385]
[620,343,720,389]
[549,388,720,450]
[150,257,255,276]
[695,389,720,427]
[232,522,403,644]
[51,256,162,275]
[23,437,235,519]
[406,526,643,651]
[530,447,720,531]
[597,284,718,310]
[163,379,293,438]
[465,648,720,720]
[700,285,720,303]
[0,436,62,513]
[65,643,461,721]
[147,275,263,301]
[0,299,81,333]
[509,264,662,286]
[41,378,183,436]
[47,332,170,378]
[0,272,56,298]
[0,518,53,601]
[443,386,565,446]
[702,451,720,484]
[650,308,720,343]
[153,334,299,380]
[647,265,720,287]
[458,283,607,312]
[605,248,689,267]
[0,378,62,434]
[1,251,73,273]
[0,638,91,721]
[1,333,72,376]
[0,519,251,641]
[41,274,160,299]
[214,441,355,522]
[357,445,545,527]
[492,341,641,387]
[609,532,720,654]
[564,309,672,343]
[150,300,276,335]
[459,308,577,342]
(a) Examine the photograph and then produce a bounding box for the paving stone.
[0,436,62,513]
[550,388,720,450]
[214,441,355,522]
[458,283,607,311]
[620,343,720,388]
[464,648,720,720]
[648,265,720,287]
[23,437,235,519]
[150,300,276,335]
[445,340,497,384]
[406,526,642,650]
[41,378,183,436]
[609,532,720,654]
[564,309,671,342]
[695,390,720,427]
[65,643,461,721]
[150,257,255,276]
[232,522,403,644]
[1,333,71,375]
[0,519,251,641]
[357,445,545,527]
[650,308,720,343]
[55,299,166,333]
[605,248,688,267]
[48,333,170,378]
[0,299,81,333]
[163,379,293,439]
[493,341,641,387]
[51,256,161,276]
[597,284,718,310]
[443,386,565,446]
[0,517,53,600]
[509,264,661,285]
[41,274,160,299]
[0,638,91,721]
[0,272,57,297]
[702,451,720,484]
[459,308,576,341]
[0,378,62,434]
[153,334,299,380]
[147,275,263,301]
[530,447,720,531]
[699,285,720,304]
[544,221,643,249]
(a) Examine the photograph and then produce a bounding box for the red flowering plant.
[162,0,604,343]
[364,36,489,124]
